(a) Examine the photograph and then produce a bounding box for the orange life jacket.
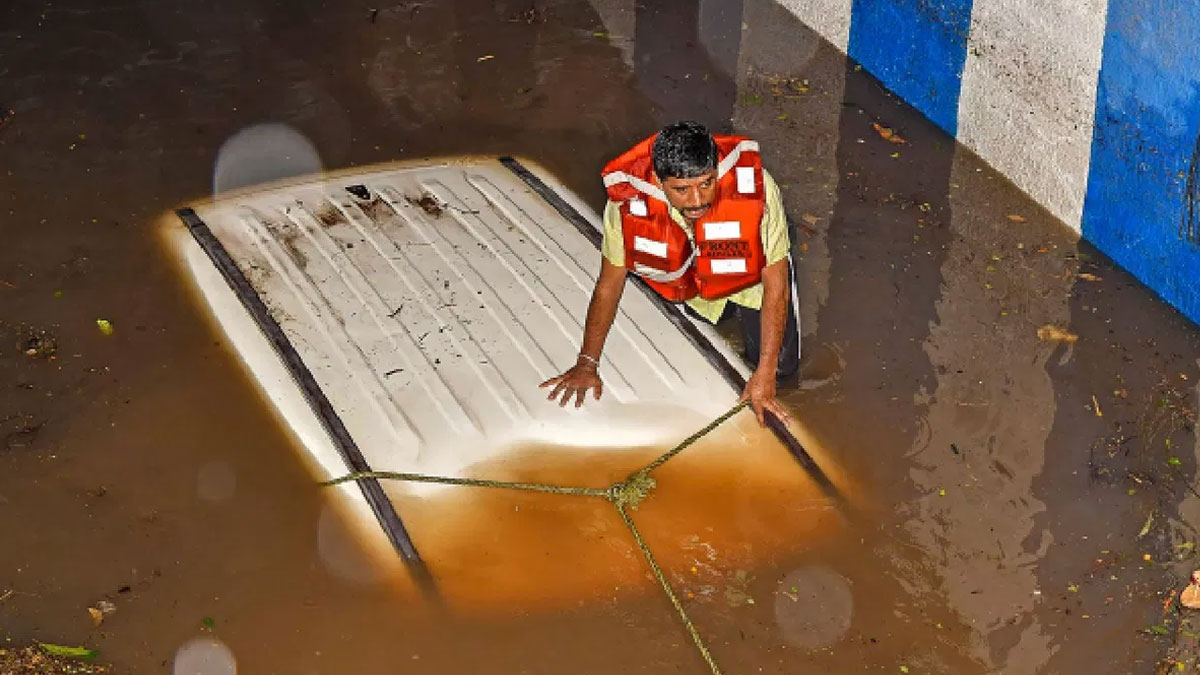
[601,133,766,302]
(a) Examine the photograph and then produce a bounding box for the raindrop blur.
[213,123,322,196]
[773,565,853,649]
[173,637,236,675]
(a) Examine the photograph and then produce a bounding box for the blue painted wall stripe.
[847,0,974,136]
[1082,0,1200,326]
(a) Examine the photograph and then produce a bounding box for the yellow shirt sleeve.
[760,170,790,266]
[600,200,626,267]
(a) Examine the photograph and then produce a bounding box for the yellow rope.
[323,401,748,674]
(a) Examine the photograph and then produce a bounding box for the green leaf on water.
[201,617,215,629]
[1151,624,1171,636]
[1168,456,1182,466]
[37,643,97,659]
[742,94,763,105]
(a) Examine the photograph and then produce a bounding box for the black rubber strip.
[498,157,842,501]
[175,207,438,594]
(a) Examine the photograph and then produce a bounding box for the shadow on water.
[1028,242,1200,672]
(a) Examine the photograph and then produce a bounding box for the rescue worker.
[541,121,799,426]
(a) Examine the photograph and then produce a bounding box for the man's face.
[657,169,718,221]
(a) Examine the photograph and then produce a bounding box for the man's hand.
[540,358,603,408]
[740,369,792,427]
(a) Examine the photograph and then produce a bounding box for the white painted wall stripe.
[775,0,854,52]
[956,0,1110,232]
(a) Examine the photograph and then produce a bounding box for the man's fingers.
[540,375,563,389]
[574,386,587,408]
[593,381,603,400]
[547,380,568,401]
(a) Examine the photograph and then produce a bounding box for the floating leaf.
[1138,511,1154,538]
[1037,325,1078,343]
[872,122,907,144]
[1006,214,1027,222]
[1168,457,1182,467]
[38,643,97,659]
[96,319,114,336]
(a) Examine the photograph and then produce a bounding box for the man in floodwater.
[541,121,798,425]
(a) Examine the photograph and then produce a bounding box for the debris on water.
[23,331,57,358]
[5,417,44,450]
[723,569,755,608]
[88,600,117,626]
[1007,213,1027,222]
[477,54,495,62]
[765,75,809,96]
[95,319,113,336]
[0,107,13,133]
[0,643,107,673]
[871,122,907,144]
[1037,324,1078,343]
[1078,273,1102,282]
[1181,571,1200,609]
[406,193,444,217]
[507,7,543,23]
[1092,394,1103,417]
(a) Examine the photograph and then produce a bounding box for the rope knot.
[607,471,657,510]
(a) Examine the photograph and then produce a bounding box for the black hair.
[651,121,718,180]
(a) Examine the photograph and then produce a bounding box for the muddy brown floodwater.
[2,0,1200,673]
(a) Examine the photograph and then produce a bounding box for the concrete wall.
[779,0,1200,327]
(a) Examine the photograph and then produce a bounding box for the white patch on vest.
[735,166,756,194]
[703,220,741,240]
[711,259,747,275]
[633,236,668,258]
[628,198,648,217]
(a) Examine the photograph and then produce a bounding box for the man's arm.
[741,258,792,425]
[540,258,627,407]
